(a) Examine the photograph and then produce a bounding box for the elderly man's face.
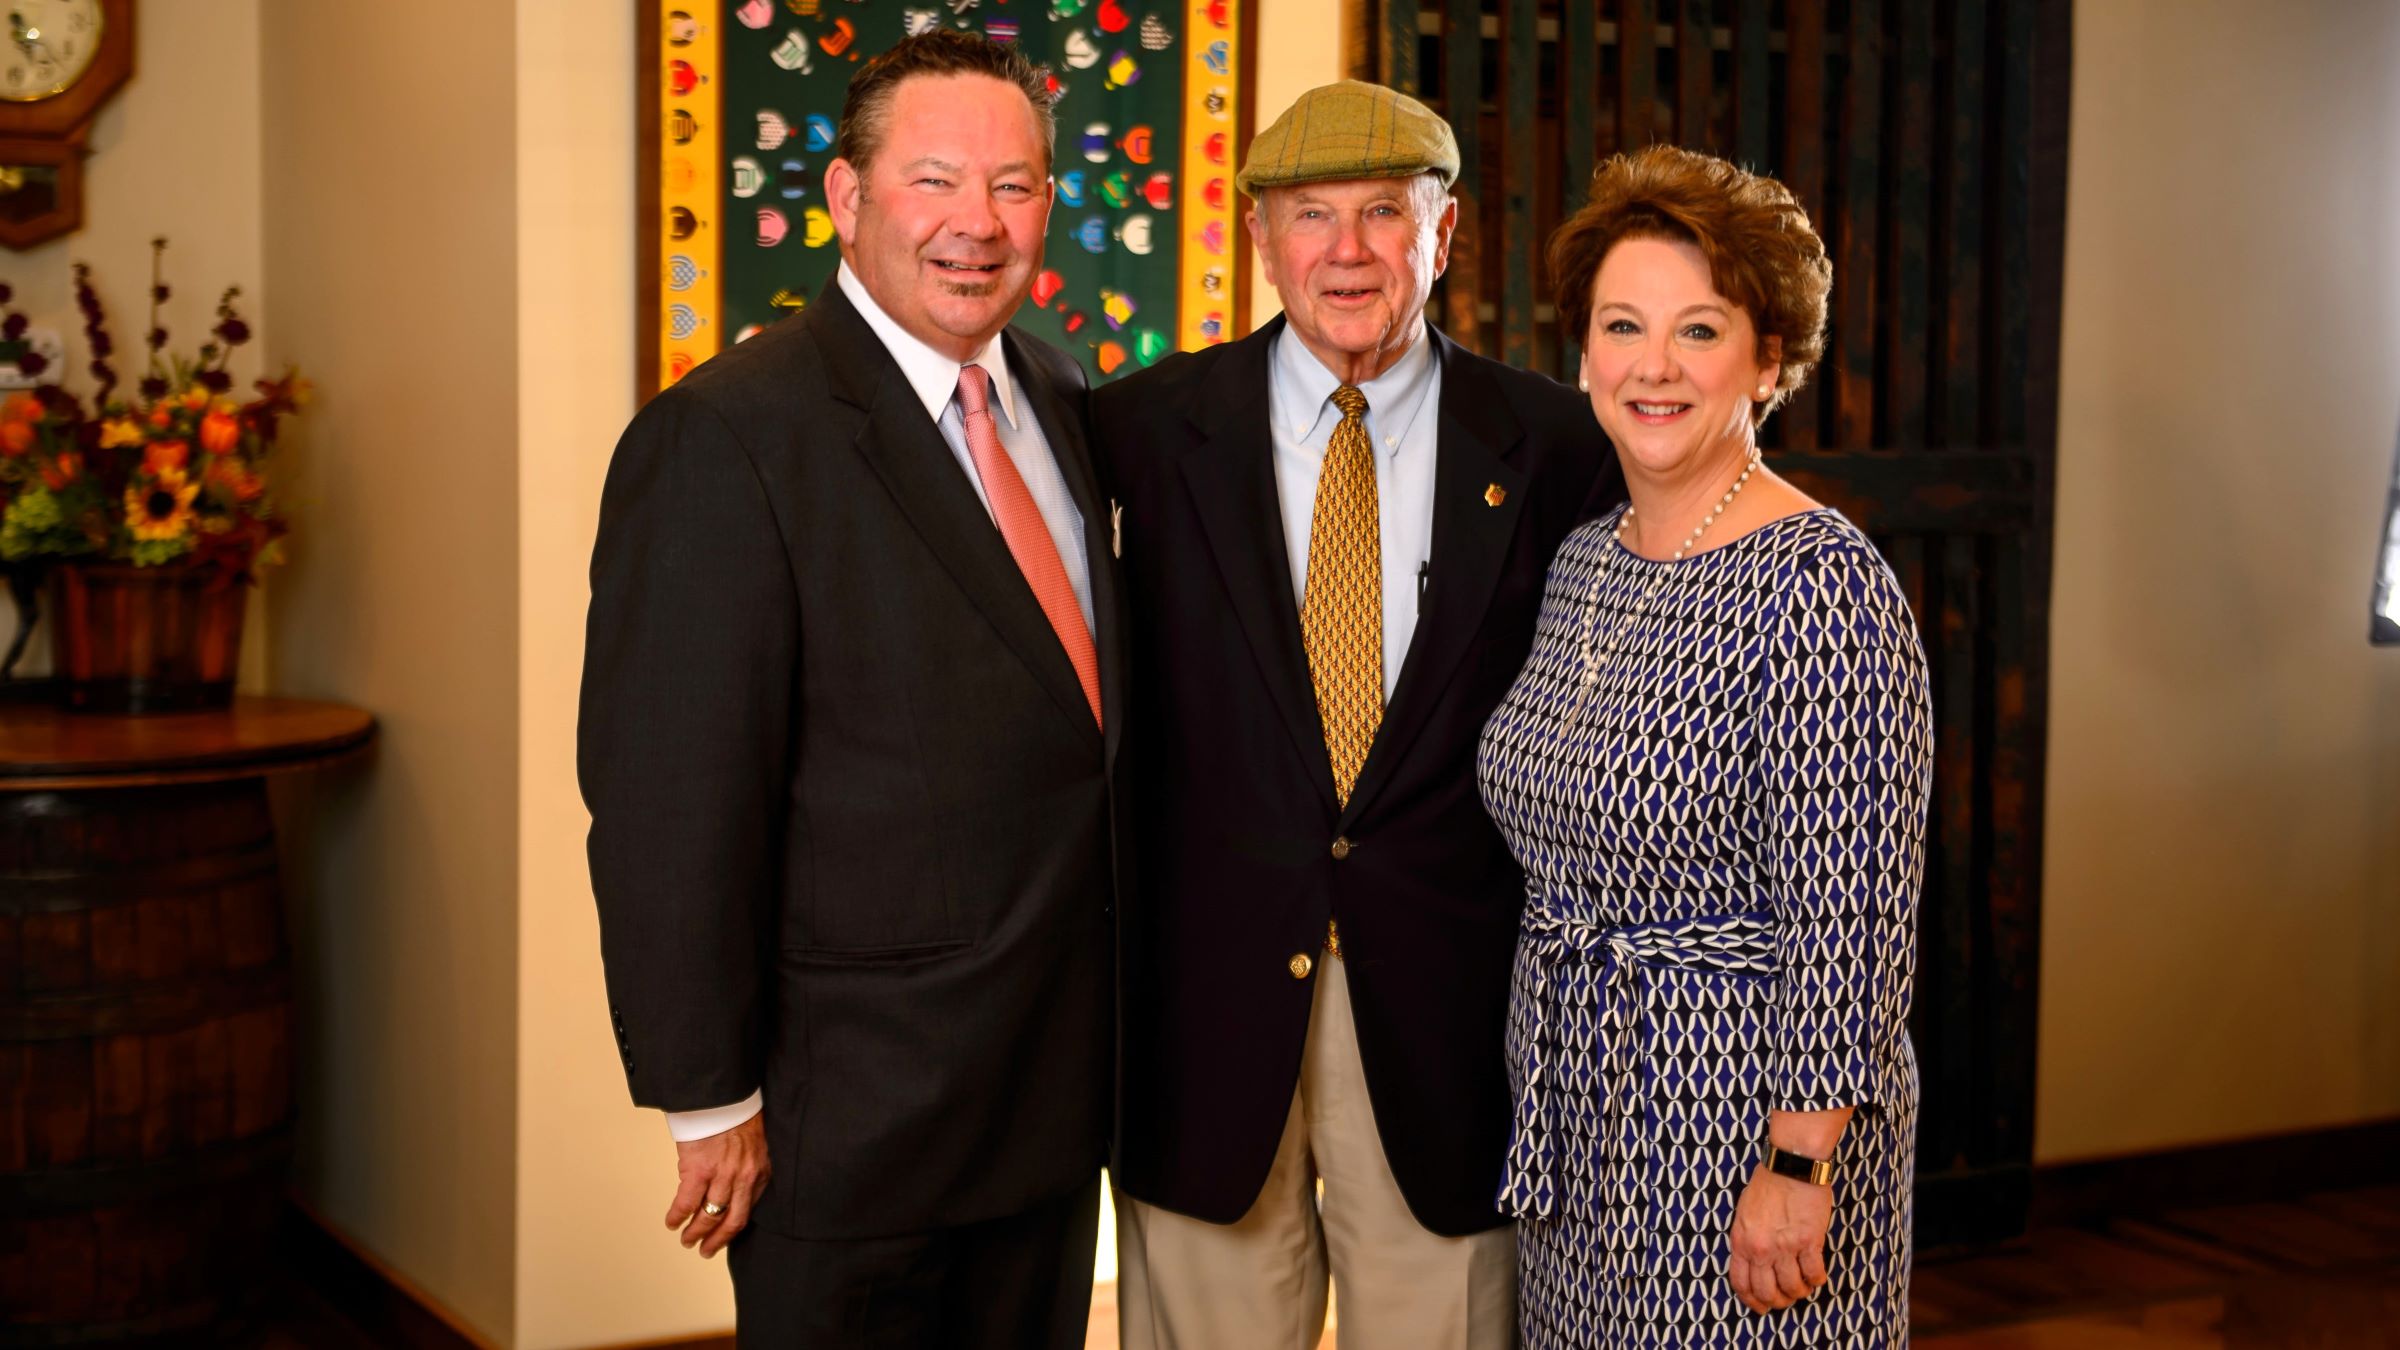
[826,74,1053,361]
[1249,175,1456,384]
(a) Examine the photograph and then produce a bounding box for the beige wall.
[261,1,523,1342]
[1242,0,1348,330]
[2038,0,2400,1162]
[510,1,744,1344]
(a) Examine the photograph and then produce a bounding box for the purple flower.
[1,314,24,342]
[138,375,167,400]
[214,318,250,346]
[0,284,12,305]
[197,369,232,393]
[151,284,171,303]
[147,327,167,350]
[18,351,48,377]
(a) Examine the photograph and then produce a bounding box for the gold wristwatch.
[1762,1141,1836,1186]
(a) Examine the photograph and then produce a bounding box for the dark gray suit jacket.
[579,282,1122,1239]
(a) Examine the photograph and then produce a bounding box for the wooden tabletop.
[0,696,377,789]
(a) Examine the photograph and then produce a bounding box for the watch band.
[1763,1141,1836,1186]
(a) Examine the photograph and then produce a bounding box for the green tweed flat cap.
[1235,80,1461,196]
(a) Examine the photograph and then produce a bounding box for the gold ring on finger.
[702,1201,726,1217]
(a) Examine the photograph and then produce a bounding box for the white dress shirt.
[664,266,1093,1143]
[1269,325,1443,702]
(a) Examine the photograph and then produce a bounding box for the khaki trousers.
[1116,957,1518,1350]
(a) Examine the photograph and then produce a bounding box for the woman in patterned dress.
[1477,144,1931,1348]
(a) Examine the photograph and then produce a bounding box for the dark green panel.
[1498,0,1537,370]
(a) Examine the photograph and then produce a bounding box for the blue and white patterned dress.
[1476,506,1931,1349]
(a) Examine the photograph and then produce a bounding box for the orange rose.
[2,393,42,424]
[148,405,173,428]
[200,410,242,455]
[0,420,33,457]
[40,450,80,489]
[144,439,191,474]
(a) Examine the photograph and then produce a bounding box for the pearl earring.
[1578,373,1590,393]
[1755,385,1771,399]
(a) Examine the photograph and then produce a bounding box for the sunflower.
[125,468,199,542]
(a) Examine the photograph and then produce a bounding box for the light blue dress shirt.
[1269,326,1443,703]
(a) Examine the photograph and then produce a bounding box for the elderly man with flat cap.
[1095,82,1622,1347]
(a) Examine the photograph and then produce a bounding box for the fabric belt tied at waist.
[1496,893,1778,1275]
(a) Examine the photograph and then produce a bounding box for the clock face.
[0,0,103,102]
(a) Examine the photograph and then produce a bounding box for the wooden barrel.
[0,778,292,1346]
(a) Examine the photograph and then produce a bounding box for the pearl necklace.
[1617,451,1764,560]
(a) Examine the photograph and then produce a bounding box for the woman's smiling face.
[1581,235,1780,480]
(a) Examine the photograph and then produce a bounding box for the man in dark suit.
[1095,82,1621,1347]
[579,31,1117,1348]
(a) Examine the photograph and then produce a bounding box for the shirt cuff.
[665,1090,763,1142]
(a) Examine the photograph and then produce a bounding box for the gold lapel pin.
[1484,483,1507,507]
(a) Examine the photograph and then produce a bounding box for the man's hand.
[666,1112,771,1258]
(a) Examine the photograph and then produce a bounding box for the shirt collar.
[1268,323,1438,460]
[837,262,1021,430]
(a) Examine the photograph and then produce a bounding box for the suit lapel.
[816,285,1103,745]
[1340,330,1529,827]
[1176,318,1341,812]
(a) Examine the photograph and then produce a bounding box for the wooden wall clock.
[0,0,132,250]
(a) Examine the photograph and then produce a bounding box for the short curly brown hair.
[1548,145,1831,424]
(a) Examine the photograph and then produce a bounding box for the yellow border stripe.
[660,11,722,389]
[1177,0,1239,352]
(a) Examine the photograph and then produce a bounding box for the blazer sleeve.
[578,386,798,1113]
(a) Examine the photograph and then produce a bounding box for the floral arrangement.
[0,239,304,582]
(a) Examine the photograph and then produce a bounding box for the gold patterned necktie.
[1301,383,1383,807]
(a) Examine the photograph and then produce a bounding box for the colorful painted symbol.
[1139,171,1173,208]
[903,8,941,36]
[1046,72,1066,102]
[1205,87,1229,119]
[1098,170,1132,208]
[1097,0,1130,33]
[1050,0,1088,16]
[736,323,767,343]
[669,60,701,96]
[779,159,810,198]
[1135,329,1173,366]
[987,16,1018,42]
[1200,266,1227,295]
[1082,123,1112,163]
[669,206,700,239]
[1062,29,1100,68]
[786,0,822,15]
[1031,269,1066,308]
[819,17,856,56]
[802,206,836,247]
[736,0,774,27]
[769,289,808,310]
[667,10,699,44]
[671,109,700,144]
[667,157,698,192]
[1075,216,1111,253]
[1100,289,1138,329]
[1199,311,1226,342]
[731,157,765,197]
[1118,213,1155,255]
[947,0,982,14]
[1139,14,1173,50]
[1096,340,1128,374]
[772,29,813,71]
[669,255,703,291]
[669,352,697,381]
[804,114,836,152]
[1200,219,1227,255]
[1062,308,1089,334]
[1203,40,1230,76]
[669,304,703,339]
[1204,132,1229,165]
[757,110,793,148]
[1104,51,1140,89]
[1206,0,1230,27]
[1204,176,1229,210]
[757,208,789,245]
[1484,483,1508,507]
[1120,126,1155,165]
[1055,169,1087,207]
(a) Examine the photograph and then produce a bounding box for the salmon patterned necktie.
[956,363,1102,728]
